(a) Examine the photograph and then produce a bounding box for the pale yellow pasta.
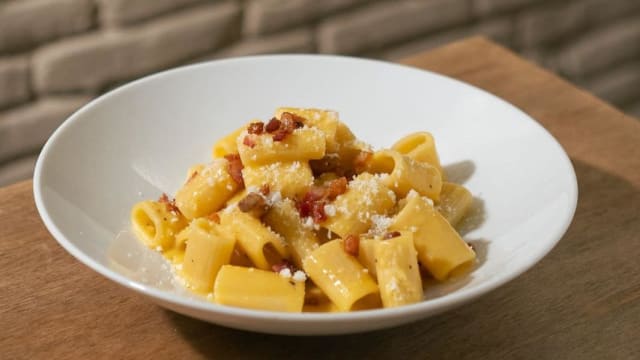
[186,164,204,181]
[335,120,356,143]
[175,159,240,220]
[131,200,188,250]
[174,226,188,249]
[367,149,442,200]
[303,239,378,311]
[392,131,443,176]
[374,232,423,308]
[357,237,378,280]
[275,107,339,152]
[242,161,313,199]
[237,127,326,166]
[181,218,236,293]
[214,265,305,312]
[131,107,479,313]
[323,173,396,238]
[211,124,246,158]
[222,208,289,270]
[317,120,373,176]
[388,194,475,281]
[263,199,320,269]
[437,182,473,227]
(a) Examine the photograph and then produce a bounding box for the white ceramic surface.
[33,55,577,335]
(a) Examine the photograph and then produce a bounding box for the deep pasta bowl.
[33,55,577,335]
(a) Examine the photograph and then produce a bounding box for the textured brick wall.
[1,0,639,186]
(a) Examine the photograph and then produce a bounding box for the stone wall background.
[1,0,639,186]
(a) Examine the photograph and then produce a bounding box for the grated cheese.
[324,204,336,217]
[278,268,292,279]
[368,214,393,236]
[292,270,307,282]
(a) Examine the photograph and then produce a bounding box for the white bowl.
[33,55,577,335]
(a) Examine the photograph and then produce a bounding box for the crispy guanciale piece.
[265,118,281,132]
[158,193,180,213]
[309,155,341,176]
[263,112,306,142]
[298,177,348,223]
[243,135,256,148]
[247,122,264,135]
[238,192,269,216]
[224,153,244,187]
[344,234,360,256]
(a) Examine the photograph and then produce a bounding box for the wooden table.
[2,37,639,359]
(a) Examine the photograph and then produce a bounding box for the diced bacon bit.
[326,177,347,200]
[158,193,170,204]
[272,129,289,142]
[467,242,475,251]
[310,202,327,222]
[264,112,306,142]
[309,155,341,176]
[158,193,180,214]
[305,185,328,202]
[238,192,268,215]
[224,153,244,187]
[383,231,402,240]
[353,150,373,174]
[242,135,256,148]
[280,111,306,127]
[344,234,360,256]
[259,184,270,196]
[247,122,264,135]
[272,259,296,273]
[207,212,221,224]
[297,177,348,223]
[265,118,281,132]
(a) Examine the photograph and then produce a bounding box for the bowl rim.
[32,53,578,324]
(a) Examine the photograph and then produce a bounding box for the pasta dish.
[130,107,476,312]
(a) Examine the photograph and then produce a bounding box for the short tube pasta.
[223,208,289,270]
[389,194,476,281]
[175,159,240,220]
[392,131,443,176]
[212,125,245,158]
[242,161,313,199]
[323,173,396,238]
[374,232,423,307]
[357,237,378,280]
[130,107,479,313]
[181,218,236,293]
[214,265,305,312]
[237,127,326,166]
[131,200,188,250]
[263,199,320,268]
[367,149,442,200]
[437,182,473,227]
[275,107,339,152]
[303,239,379,311]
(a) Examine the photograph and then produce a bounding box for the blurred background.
[1,0,639,186]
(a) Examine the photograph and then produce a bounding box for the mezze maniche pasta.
[130,107,476,312]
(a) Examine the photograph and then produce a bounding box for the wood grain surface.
[1,37,639,359]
